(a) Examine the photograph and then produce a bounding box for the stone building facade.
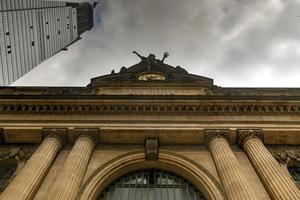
[0,53,299,199]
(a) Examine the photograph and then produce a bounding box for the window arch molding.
[78,150,226,200]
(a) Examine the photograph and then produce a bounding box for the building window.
[31,41,35,46]
[0,158,18,191]
[288,166,300,184]
[7,51,11,54]
[47,35,50,40]
[98,169,206,200]
[58,31,61,35]
[30,26,33,29]
[7,45,11,49]
[6,32,9,36]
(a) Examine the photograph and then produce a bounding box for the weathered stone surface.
[47,131,97,200]
[207,133,257,200]
[0,135,64,200]
[242,134,300,200]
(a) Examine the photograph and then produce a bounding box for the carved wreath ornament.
[273,150,300,165]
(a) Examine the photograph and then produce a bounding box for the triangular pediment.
[89,53,213,88]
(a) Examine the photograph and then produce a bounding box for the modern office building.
[0,0,94,86]
[0,53,299,200]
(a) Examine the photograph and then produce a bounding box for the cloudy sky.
[13,0,300,87]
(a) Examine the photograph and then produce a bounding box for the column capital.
[42,128,68,146]
[204,129,230,147]
[238,129,263,147]
[72,128,99,145]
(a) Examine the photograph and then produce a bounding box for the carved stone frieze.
[204,129,230,146]
[0,102,299,115]
[238,129,264,147]
[42,128,68,146]
[144,138,159,161]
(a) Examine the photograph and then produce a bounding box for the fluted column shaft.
[243,136,300,200]
[208,136,257,200]
[48,134,96,200]
[0,136,63,200]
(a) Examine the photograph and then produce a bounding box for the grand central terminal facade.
[0,53,299,200]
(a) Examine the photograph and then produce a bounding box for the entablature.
[0,127,299,146]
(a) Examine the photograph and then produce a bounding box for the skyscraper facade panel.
[0,0,66,11]
[0,0,93,86]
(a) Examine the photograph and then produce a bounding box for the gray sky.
[13,0,300,87]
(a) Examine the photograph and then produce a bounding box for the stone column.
[47,129,99,200]
[239,129,300,200]
[205,129,257,200]
[0,129,67,200]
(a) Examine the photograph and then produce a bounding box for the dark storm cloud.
[13,0,300,87]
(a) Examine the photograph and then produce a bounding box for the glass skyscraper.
[0,0,93,86]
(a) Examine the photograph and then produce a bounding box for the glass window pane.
[98,169,206,200]
[288,166,300,184]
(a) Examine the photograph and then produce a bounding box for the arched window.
[288,166,300,185]
[0,158,18,190]
[98,169,206,200]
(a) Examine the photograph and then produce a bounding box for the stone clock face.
[138,73,166,81]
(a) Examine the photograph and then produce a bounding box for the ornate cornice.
[238,129,263,147]
[42,128,68,146]
[0,102,299,115]
[144,138,159,161]
[204,129,230,147]
[72,128,99,145]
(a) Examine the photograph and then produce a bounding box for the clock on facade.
[137,72,166,81]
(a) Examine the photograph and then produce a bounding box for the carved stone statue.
[132,51,170,71]
[161,52,169,63]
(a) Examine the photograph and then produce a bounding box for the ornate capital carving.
[144,138,159,161]
[0,128,4,144]
[204,129,230,147]
[42,128,68,146]
[238,129,263,147]
[72,128,99,145]
[0,145,38,163]
[272,150,300,165]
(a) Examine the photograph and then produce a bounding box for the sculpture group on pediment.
[133,51,170,71]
